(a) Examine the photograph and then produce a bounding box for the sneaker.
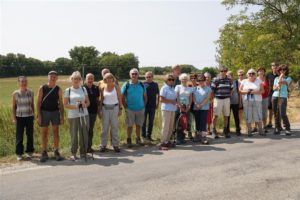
[16,155,22,161]
[99,146,107,152]
[54,150,63,161]
[193,133,201,143]
[40,151,48,163]
[236,130,242,136]
[113,146,121,153]
[223,128,231,138]
[136,138,145,146]
[286,129,291,136]
[25,153,33,159]
[147,136,155,142]
[263,127,268,133]
[70,155,77,161]
[212,128,219,139]
[201,137,209,145]
[159,143,168,151]
[127,138,132,148]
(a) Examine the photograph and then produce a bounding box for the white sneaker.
[25,153,33,159]
[16,155,22,161]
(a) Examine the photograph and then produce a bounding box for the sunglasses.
[238,74,244,76]
[220,70,227,73]
[280,69,287,71]
[131,73,138,76]
[168,79,175,81]
[248,73,255,76]
[146,76,152,78]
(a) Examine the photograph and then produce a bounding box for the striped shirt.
[211,76,233,99]
[13,89,34,117]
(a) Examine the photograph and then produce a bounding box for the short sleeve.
[286,77,292,85]
[160,86,167,97]
[174,85,180,93]
[273,78,279,87]
[64,88,70,98]
[121,82,127,95]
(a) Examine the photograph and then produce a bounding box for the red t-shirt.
[261,79,269,99]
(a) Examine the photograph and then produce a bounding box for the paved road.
[1,125,300,200]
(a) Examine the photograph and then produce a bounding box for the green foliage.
[217,0,300,80]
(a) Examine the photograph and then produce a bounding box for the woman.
[257,67,269,133]
[237,70,245,125]
[188,73,198,140]
[159,74,177,150]
[99,73,122,152]
[12,76,35,161]
[174,73,193,143]
[272,65,292,135]
[193,74,211,144]
[239,69,264,137]
[204,72,213,135]
[64,71,90,161]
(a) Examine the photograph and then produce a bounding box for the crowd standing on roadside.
[12,63,294,161]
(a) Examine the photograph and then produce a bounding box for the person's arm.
[116,86,123,116]
[12,93,16,123]
[252,83,264,95]
[31,92,35,118]
[121,84,127,109]
[58,87,64,125]
[36,86,43,125]
[199,91,211,109]
[63,88,78,110]
[239,82,248,95]
[155,83,160,109]
[98,87,104,118]
[187,93,192,111]
[273,78,279,91]
[160,96,176,104]
[143,92,148,108]
[83,88,90,108]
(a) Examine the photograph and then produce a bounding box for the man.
[266,62,279,128]
[84,73,99,153]
[226,71,241,136]
[211,67,233,139]
[142,71,159,141]
[121,68,147,148]
[172,65,181,88]
[37,71,64,162]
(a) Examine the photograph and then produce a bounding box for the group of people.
[12,63,293,161]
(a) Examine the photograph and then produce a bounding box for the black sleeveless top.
[41,84,60,111]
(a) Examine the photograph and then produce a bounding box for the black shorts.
[41,110,60,127]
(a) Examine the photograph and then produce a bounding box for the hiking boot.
[136,137,145,146]
[193,133,201,143]
[40,151,48,163]
[113,146,121,153]
[16,155,22,161]
[99,146,107,152]
[127,138,132,148]
[54,150,63,161]
[223,128,231,138]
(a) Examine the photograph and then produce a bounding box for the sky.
[0,0,245,69]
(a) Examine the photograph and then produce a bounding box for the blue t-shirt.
[121,81,146,111]
[193,86,212,110]
[160,84,177,112]
[272,76,292,98]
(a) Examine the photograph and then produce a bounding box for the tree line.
[217,0,300,81]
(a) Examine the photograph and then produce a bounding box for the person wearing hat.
[266,62,279,128]
[239,68,264,137]
[36,71,64,162]
[193,74,211,144]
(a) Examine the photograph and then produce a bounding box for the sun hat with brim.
[48,71,58,75]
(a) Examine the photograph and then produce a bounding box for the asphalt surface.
[1,124,300,200]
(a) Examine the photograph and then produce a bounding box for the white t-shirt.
[174,85,193,106]
[103,87,118,105]
[241,79,262,101]
[64,87,89,118]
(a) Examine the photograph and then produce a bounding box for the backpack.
[123,81,145,96]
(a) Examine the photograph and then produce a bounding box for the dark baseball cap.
[48,71,58,75]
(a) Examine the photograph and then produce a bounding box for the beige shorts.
[125,108,145,127]
[213,98,230,117]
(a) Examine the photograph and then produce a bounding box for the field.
[1,76,299,161]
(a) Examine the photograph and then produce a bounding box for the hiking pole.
[82,113,94,160]
[78,103,87,162]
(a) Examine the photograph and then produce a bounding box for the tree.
[69,46,99,69]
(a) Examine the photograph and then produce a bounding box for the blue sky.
[0,0,245,68]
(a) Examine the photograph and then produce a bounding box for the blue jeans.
[193,110,208,132]
[142,107,156,138]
